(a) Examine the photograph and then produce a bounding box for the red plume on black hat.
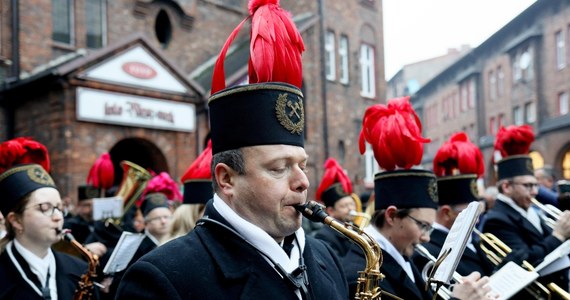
[181,140,213,183]
[494,125,534,158]
[210,0,305,94]
[86,153,115,190]
[0,137,50,174]
[359,96,430,171]
[315,158,352,205]
[433,132,484,177]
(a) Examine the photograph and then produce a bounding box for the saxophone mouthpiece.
[61,229,75,242]
[295,201,329,223]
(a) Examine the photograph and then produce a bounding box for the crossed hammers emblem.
[287,101,302,119]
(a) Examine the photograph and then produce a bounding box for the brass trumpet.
[531,198,562,230]
[473,228,570,300]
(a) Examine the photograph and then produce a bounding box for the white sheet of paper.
[534,240,570,276]
[433,201,484,283]
[103,231,145,274]
[488,261,539,300]
[92,197,123,221]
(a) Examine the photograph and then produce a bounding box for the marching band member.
[412,132,493,277]
[481,125,570,294]
[116,0,348,298]
[314,158,357,257]
[0,137,97,299]
[342,97,493,300]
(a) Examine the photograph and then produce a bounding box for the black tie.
[282,234,295,257]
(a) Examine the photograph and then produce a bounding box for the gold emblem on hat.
[526,159,534,173]
[85,187,100,199]
[149,193,166,205]
[428,178,438,203]
[276,93,304,135]
[470,178,478,198]
[335,183,347,197]
[27,166,55,186]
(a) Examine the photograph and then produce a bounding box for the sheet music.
[534,240,570,276]
[92,197,123,221]
[432,201,484,283]
[488,261,539,300]
[103,231,145,275]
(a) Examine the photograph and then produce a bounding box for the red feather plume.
[433,132,484,177]
[494,125,534,158]
[359,96,430,171]
[315,158,353,201]
[211,0,304,94]
[86,153,115,189]
[181,140,213,182]
[0,137,50,174]
[142,172,183,203]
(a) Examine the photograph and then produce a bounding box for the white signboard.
[81,45,188,94]
[77,87,196,132]
[92,197,124,221]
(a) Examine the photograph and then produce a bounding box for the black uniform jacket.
[343,243,433,300]
[412,228,494,277]
[481,200,569,291]
[116,201,349,299]
[0,246,89,299]
[314,225,353,257]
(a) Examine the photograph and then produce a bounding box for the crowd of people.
[2,1,570,299]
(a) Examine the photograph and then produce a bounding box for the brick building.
[411,0,570,184]
[0,0,385,199]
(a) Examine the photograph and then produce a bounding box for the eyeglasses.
[406,215,434,235]
[511,182,539,191]
[26,202,64,217]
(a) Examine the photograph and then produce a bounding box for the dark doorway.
[109,138,168,186]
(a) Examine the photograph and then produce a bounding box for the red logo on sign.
[122,62,157,79]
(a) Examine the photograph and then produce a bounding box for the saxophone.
[61,229,99,300]
[295,201,401,300]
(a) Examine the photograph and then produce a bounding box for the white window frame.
[360,44,376,98]
[86,0,107,48]
[468,79,476,109]
[52,0,75,45]
[525,102,536,123]
[497,66,505,97]
[325,30,336,81]
[489,70,497,100]
[513,106,523,125]
[339,35,349,84]
[556,30,566,70]
[364,143,380,184]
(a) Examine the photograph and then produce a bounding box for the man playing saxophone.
[481,125,570,296]
[116,0,348,298]
[342,97,494,300]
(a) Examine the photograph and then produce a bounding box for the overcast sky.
[383,0,537,79]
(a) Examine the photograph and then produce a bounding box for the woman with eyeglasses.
[0,137,96,300]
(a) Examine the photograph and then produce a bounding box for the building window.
[460,84,468,112]
[513,53,522,82]
[325,30,336,81]
[556,30,565,70]
[498,113,505,129]
[497,66,505,97]
[339,35,349,84]
[86,0,106,48]
[52,0,73,44]
[520,48,533,81]
[364,143,380,184]
[563,151,570,179]
[360,43,376,98]
[559,92,569,115]
[525,102,536,123]
[468,79,476,109]
[155,9,172,49]
[513,106,523,125]
[489,70,497,101]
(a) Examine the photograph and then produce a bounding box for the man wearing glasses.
[343,98,492,300]
[481,125,570,293]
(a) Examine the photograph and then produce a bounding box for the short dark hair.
[371,208,411,228]
[211,149,246,192]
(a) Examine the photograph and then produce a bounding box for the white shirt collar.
[432,222,449,233]
[364,225,415,282]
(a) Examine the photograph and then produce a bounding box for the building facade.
[411,0,570,184]
[0,0,385,199]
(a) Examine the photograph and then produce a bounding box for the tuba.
[61,229,99,300]
[107,160,151,228]
[296,201,401,300]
